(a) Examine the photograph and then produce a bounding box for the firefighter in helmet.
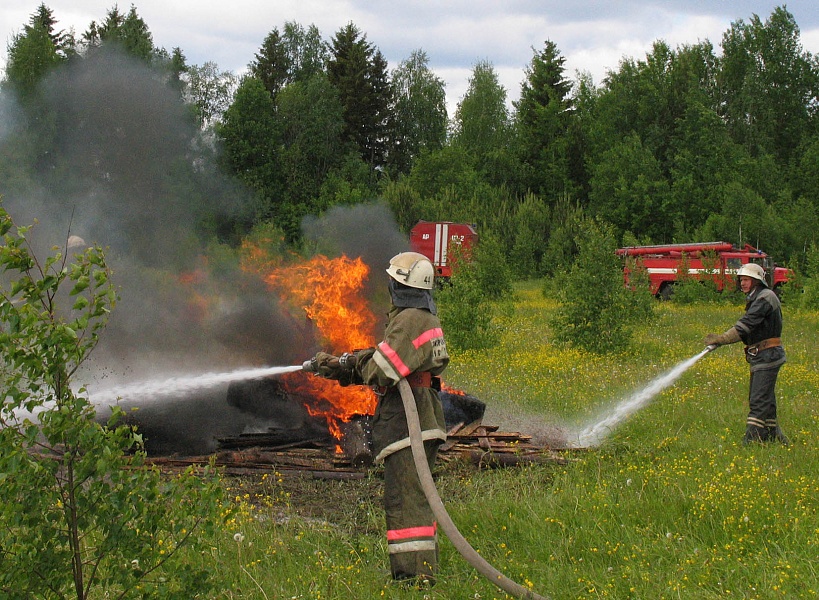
[703,262,789,444]
[310,251,448,584]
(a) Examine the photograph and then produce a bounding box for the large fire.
[243,247,379,437]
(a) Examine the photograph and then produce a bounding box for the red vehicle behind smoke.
[409,221,479,279]
[616,241,791,299]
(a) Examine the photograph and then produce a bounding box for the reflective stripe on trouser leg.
[383,442,439,579]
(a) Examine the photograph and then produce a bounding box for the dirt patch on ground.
[221,458,489,533]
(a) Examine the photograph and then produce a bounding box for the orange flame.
[442,381,466,396]
[255,253,379,436]
[263,255,376,351]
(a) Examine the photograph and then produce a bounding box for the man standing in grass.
[704,263,789,445]
[309,252,448,586]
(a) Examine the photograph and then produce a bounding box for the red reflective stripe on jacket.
[377,341,412,377]
[412,327,443,349]
[386,524,437,541]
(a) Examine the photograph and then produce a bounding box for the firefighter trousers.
[744,365,787,444]
[382,440,440,581]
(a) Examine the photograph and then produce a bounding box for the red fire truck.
[616,241,791,299]
[409,221,479,278]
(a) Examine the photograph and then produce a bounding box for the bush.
[0,204,224,599]
[549,218,641,353]
[436,234,511,351]
[622,255,655,323]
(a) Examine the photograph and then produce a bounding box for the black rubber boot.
[742,424,767,444]
[768,426,790,446]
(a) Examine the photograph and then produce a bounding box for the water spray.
[88,365,303,403]
[574,344,719,448]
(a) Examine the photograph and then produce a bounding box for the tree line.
[2,3,818,277]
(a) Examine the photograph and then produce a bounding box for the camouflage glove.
[312,351,343,380]
[703,327,741,347]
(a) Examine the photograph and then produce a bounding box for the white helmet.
[737,262,767,287]
[386,252,435,290]
[67,235,86,250]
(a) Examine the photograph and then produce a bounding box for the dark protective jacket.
[735,286,785,372]
[354,305,448,461]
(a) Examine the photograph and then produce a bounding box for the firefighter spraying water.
[303,251,547,599]
[574,262,789,448]
[703,262,789,445]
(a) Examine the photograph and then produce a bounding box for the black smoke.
[0,47,408,454]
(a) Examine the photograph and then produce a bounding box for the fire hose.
[396,378,548,600]
[303,355,547,599]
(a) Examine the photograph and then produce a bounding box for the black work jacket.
[735,286,785,371]
[735,287,782,346]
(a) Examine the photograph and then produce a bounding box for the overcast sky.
[2,1,818,115]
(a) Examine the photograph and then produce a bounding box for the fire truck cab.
[616,241,790,299]
[409,221,479,279]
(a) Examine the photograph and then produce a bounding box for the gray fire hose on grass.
[303,356,548,598]
[396,378,549,600]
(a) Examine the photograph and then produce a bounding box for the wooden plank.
[455,418,485,437]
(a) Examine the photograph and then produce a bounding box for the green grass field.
[208,283,818,599]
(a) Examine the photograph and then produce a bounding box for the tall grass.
[203,282,818,599]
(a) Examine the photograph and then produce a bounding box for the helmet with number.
[737,262,767,287]
[386,252,435,290]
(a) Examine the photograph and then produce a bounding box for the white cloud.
[2,0,817,114]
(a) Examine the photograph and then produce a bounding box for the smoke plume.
[0,47,407,454]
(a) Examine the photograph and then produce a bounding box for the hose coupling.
[338,352,357,370]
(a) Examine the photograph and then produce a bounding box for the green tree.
[451,60,510,163]
[793,134,819,209]
[586,40,719,183]
[436,235,510,351]
[514,40,574,199]
[151,46,189,94]
[276,73,348,214]
[405,145,480,202]
[588,133,670,240]
[281,22,327,83]
[0,205,223,598]
[508,192,550,279]
[184,61,238,128]
[381,178,424,233]
[695,180,771,248]
[84,5,156,63]
[251,22,328,99]
[3,3,72,97]
[541,197,586,279]
[666,101,747,237]
[218,76,283,224]
[718,6,818,165]
[249,27,290,98]
[388,49,448,175]
[327,23,392,169]
[550,218,634,353]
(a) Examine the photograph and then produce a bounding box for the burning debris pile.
[147,385,567,478]
[126,248,565,476]
[83,221,569,475]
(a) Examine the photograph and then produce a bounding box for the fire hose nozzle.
[705,344,718,352]
[302,358,318,372]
